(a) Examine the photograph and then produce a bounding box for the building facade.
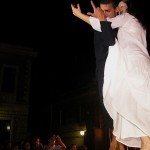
[49,81,107,150]
[0,43,37,143]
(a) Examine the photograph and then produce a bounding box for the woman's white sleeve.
[89,16,102,32]
[107,13,132,28]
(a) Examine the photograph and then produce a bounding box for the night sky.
[0,1,149,102]
[0,1,97,103]
[0,1,149,101]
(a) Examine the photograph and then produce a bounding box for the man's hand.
[71,3,82,18]
[70,3,91,25]
[87,0,106,21]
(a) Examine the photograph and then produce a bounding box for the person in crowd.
[23,141,31,150]
[44,135,67,150]
[32,137,44,150]
[67,144,77,150]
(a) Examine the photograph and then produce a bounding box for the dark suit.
[94,21,118,128]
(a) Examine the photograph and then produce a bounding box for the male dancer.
[71,0,125,149]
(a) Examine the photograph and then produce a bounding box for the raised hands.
[71,1,106,23]
[71,3,91,25]
[71,3,82,18]
[87,1,106,21]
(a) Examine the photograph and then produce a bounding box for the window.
[1,65,18,93]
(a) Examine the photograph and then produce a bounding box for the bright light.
[6,125,10,131]
[80,131,85,136]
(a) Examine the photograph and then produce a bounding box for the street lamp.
[80,130,85,136]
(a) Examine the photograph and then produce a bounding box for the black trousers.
[97,67,113,129]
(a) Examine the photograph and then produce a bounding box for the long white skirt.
[103,40,150,148]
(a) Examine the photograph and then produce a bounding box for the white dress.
[90,13,150,148]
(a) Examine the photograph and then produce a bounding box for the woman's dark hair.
[120,0,129,5]
[121,0,147,29]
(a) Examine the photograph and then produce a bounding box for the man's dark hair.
[100,0,119,8]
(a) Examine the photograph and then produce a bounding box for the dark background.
[0,0,149,100]
[0,1,149,98]
[0,0,97,101]
[0,0,149,139]
[0,1,96,138]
